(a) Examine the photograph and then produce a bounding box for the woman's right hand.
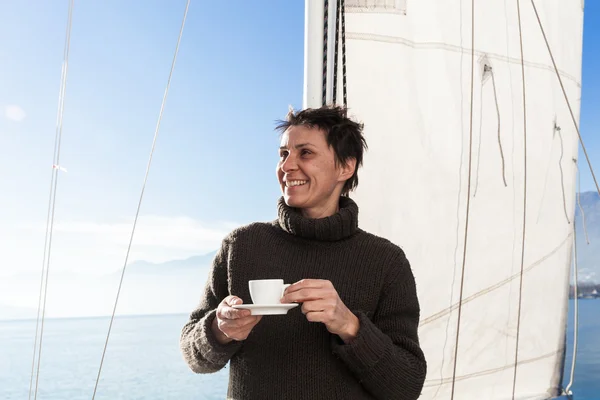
[211,295,262,344]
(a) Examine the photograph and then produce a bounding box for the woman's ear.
[338,158,357,182]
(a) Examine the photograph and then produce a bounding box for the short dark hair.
[275,105,367,196]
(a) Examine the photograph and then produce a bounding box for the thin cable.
[91,1,190,397]
[512,0,528,397]
[322,0,329,105]
[530,0,600,197]
[565,176,580,395]
[443,1,468,396]
[450,0,475,397]
[341,0,347,106]
[332,0,340,104]
[31,2,74,399]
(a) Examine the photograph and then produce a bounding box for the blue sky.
[0,1,305,279]
[0,1,599,280]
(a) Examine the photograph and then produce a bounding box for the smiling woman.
[275,106,367,219]
[180,105,427,400]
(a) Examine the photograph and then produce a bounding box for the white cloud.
[0,215,236,318]
[2,215,237,276]
[5,105,26,122]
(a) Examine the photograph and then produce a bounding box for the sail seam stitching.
[424,349,561,387]
[345,32,581,86]
[421,233,571,326]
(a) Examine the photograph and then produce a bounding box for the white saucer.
[232,303,299,315]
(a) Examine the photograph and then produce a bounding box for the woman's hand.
[281,279,359,343]
[211,295,262,344]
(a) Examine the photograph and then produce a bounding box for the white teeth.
[286,180,308,187]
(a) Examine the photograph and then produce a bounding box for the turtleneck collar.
[276,196,359,241]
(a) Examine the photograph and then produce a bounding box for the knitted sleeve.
[180,237,242,373]
[331,252,427,400]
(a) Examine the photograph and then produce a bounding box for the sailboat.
[303,0,586,399]
[22,0,592,399]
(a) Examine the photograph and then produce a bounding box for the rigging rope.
[322,0,346,107]
[512,0,529,397]
[322,0,329,105]
[529,0,600,198]
[529,1,600,394]
[565,171,581,396]
[450,0,475,397]
[341,0,347,106]
[30,1,74,399]
[91,1,190,397]
[333,0,339,104]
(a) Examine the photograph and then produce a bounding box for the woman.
[180,105,427,400]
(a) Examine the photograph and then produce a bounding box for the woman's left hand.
[281,279,360,343]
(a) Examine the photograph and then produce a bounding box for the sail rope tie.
[91,1,190,398]
[30,2,74,399]
[473,82,484,197]
[489,66,508,187]
[556,124,571,224]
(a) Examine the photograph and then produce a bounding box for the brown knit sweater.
[180,196,427,399]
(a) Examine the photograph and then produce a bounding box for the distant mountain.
[0,304,38,321]
[120,251,217,275]
[575,191,600,283]
[0,251,217,320]
[3,193,598,321]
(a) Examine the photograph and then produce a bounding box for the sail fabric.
[304,0,583,399]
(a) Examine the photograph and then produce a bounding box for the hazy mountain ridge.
[0,304,38,320]
[119,251,217,275]
[0,252,216,321]
[574,191,600,283]
[2,193,598,321]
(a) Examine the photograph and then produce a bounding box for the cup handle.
[281,284,291,300]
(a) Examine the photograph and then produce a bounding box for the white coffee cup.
[249,279,291,305]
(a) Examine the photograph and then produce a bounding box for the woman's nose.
[280,154,297,172]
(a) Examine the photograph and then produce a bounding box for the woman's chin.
[283,192,305,208]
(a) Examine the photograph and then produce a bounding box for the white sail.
[304,1,583,399]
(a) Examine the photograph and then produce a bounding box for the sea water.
[0,300,597,399]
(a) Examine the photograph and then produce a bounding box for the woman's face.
[276,125,353,218]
